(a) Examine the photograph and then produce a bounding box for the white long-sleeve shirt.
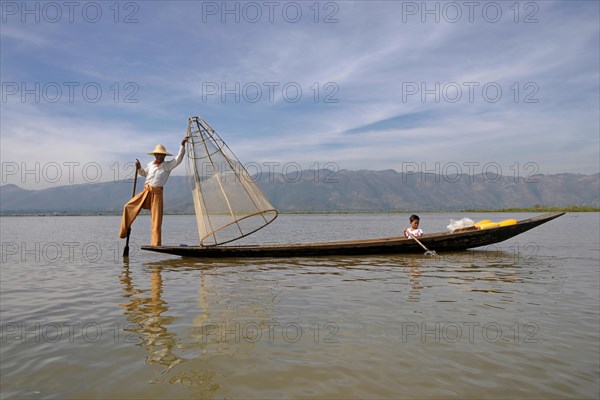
[138,145,185,187]
[404,227,423,238]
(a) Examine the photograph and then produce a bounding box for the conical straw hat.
[148,144,172,156]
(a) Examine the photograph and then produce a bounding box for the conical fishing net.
[186,116,278,246]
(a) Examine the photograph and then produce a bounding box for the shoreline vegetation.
[1,206,598,217]
[289,206,600,213]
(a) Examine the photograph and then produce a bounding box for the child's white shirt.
[405,228,423,238]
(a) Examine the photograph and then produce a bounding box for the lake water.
[1,212,599,399]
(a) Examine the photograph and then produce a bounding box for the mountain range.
[1,170,598,215]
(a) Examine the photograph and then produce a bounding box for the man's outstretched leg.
[119,189,149,238]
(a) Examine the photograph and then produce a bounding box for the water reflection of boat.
[143,212,564,258]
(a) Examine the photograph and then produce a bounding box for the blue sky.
[1,0,599,188]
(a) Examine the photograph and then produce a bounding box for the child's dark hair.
[409,214,420,222]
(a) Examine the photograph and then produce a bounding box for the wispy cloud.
[1,0,598,189]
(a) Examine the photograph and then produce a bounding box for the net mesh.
[186,116,278,246]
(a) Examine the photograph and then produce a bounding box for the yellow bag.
[475,218,517,230]
[475,219,492,226]
[475,222,501,230]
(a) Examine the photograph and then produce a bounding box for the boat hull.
[141,212,564,258]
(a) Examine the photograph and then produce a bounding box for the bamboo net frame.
[186,116,278,246]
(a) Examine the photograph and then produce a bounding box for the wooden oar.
[409,234,437,256]
[123,164,139,258]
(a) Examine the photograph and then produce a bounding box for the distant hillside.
[258,170,600,212]
[1,170,598,214]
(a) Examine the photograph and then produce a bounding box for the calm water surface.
[1,213,599,399]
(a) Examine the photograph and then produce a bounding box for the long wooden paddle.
[123,163,139,258]
[409,234,437,256]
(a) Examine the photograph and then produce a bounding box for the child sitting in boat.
[404,214,423,238]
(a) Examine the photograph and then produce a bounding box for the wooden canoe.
[141,212,564,258]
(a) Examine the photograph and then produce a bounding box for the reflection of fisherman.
[119,137,189,246]
[119,264,183,369]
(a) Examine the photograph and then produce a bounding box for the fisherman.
[119,136,189,246]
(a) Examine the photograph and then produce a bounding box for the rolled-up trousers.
[119,185,164,246]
